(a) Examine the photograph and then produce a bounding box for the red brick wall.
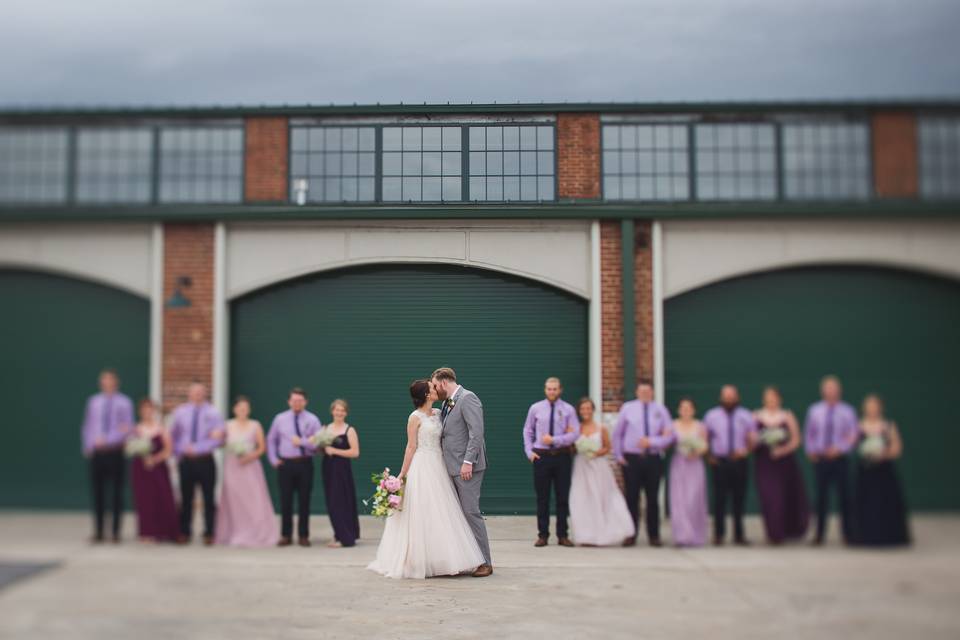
[633,221,654,385]
[557,113,601,199]
[162,223,215,412]
[244,117,289,203]
[600,220,623,412]
[872,112,918,198]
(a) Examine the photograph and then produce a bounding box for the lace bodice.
[412,409,443,452]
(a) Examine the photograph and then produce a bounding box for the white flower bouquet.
[859,434,886,460]
[363,468,404,518]
[677,434,706,456]
[308,427,337,449]
[124,436,152,458]
[225,439,252,457]
[575,435,601,458]
[759,427,787,447]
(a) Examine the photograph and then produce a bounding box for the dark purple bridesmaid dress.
[754,422,810,544]
[131,434,180,541]
[322,427,361,547]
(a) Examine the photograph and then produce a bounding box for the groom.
[432,367,494,578]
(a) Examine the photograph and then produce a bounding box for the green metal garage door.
[665,266,960,511]
[0,270,150,508]
[230,264,589,515]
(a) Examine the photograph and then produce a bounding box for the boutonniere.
[446,398,457,409]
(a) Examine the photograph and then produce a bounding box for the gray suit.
[440,386,492,565]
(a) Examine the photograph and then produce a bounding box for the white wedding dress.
[367,409,485,579]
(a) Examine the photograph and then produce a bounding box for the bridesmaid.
[667,397,709,547]
[753,386,810,544]
[322,399,361,548]
[853,394,910,547]
[568,398,635,546]
[753,386,810,545]
[215,396,279,547]
[130,398,179,543]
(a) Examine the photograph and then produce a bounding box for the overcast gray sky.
[2,0,958,107]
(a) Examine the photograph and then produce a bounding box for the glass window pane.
[290,125,377,202]
[602,124,689,201]
[469,127,485,151]
[423,127,442,151]
[442,127,461,151]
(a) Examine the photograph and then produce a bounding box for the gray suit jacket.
[440,386,487,476]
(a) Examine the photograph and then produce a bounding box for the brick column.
[872,112,919,198]
[633,221,654,385]
[600,220,623,411]
[244,116,289,203]
[557,113,601,199]
[162,223,215,412]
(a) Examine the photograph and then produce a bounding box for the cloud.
[0,0,958,106]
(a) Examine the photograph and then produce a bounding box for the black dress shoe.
[534,537,548,547]
[557,537,575,547]
[734,538,751,547]
[89,535,105,545]
[810,538,824,547]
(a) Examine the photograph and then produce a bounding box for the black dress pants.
[712,458,748,541]
[90,448,125,539]
[533,452,572,539]
[179,455,217,537]
[623,454,663,542]
[278,457,314,539]
[814,456,852,543]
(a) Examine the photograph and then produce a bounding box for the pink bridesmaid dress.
[215,421,279,547]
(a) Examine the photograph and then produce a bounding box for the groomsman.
[81,369,134,543]
[170,382,224,545]
[523,377,580,547]
[267,387,322,547]
[804,375,858,545]
[613,379,673,547]
[704,384,756,546]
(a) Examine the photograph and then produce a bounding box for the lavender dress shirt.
[170,402,225,457]
[266,409,322,466]
[803,401,858,456]
[703,406,757,458]
[81,392,134,455]
[522,398,581,458]
[612,399,674,460]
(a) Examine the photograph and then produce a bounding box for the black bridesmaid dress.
[322,426,361,547]
[853,425,910,547]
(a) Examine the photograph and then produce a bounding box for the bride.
[367,379,485,579]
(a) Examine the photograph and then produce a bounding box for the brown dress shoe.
[649,538,663,548]
[472,564,493,578]
[298,537,312,547]
[622,537,636,547]
[203,535,214,546]
[277,537,292,547]
[557,537,575,547]
[534,537,548,547]
[175,535,190,545]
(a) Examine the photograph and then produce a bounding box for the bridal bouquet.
[124,436,152,458]
[308,427,337,449]
[574,435,601,458]
[859,434,886,460]
[759,427,788,447]
[363,468,404,518]
[225,439,252,457]
[677,434,706,456]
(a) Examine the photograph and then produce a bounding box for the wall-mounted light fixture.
[293,179,309,206]
[165,276,193,308]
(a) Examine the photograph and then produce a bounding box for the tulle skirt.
[569,454,636,546]
[367,449,484,579]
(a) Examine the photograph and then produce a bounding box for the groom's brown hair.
[431,367,457,383]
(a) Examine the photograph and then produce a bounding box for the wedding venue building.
[1,100,958,514]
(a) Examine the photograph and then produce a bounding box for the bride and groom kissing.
[367,367,494,579]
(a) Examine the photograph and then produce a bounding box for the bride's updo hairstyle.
[409,379,431,408]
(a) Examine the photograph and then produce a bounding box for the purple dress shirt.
[266,409,322,466]
[81,392,134,455]
[522,398,581,458]
[612,399,674,460]
[803,400,858,456]
[170,402,225,457]
[703,406,757,457]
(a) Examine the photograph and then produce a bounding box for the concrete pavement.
[1,512,959,639]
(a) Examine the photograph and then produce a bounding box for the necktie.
[102,395,113,436]
[642,402,649,438]
[294,412,306,456]
[824,406,835,450]
[548,401,556,446]
[727,409,735,457]
[441,399,450,423]
[190,405,200,443]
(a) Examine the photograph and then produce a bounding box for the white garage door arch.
[661,219,960,299]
